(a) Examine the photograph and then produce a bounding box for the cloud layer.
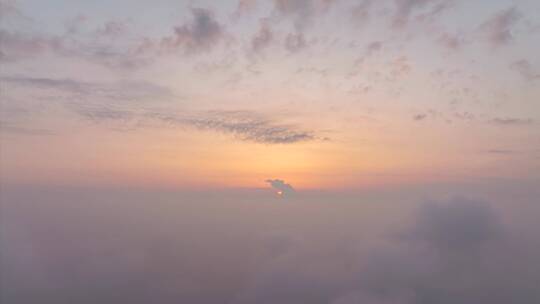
[2,188,539,304]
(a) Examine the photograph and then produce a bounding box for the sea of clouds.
[1,183,539,304]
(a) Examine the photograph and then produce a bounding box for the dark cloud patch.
[273,0,337,30]
[95,21,127,37]
[161,8,225,53]
[437,31,465,50]
[149,110,319,144]
[251,21,274,52]
[413,113,427,121]
[510,59,540,81]
[366,41,382,55]
[284,32,307,52]
[479,7,522,48]
[410,198,502,251]
[265,179,296,196]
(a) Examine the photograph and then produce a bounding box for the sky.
[1,1,540,303]
[1,0,539,190]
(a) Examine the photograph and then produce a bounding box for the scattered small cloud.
[350,0,373,27]
[479,6,522,48]
[510,59,540,81]
[284,32,308,52]
[161,8,226,53]
[366,41,382,56]
[232,0,258,18]
[413,113,427,121]
[251,20,274,52]
[437,31,465,50]
[273,0,337,30]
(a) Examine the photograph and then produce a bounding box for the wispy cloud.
[1,74,324,144]
[486,149,515,155]
[489,117,534,126]
[0,121,55,136]
[0,75,173,102]
[148,110,321,144]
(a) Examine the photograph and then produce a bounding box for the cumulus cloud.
[265,179,296,196]
[479,7,522,47]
